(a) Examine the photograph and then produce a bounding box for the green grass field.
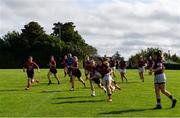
[0,69,179,117]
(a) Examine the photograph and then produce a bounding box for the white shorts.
[94,71,102,79]
[103,74,112,85]
[120,69,126,73]
[85,69,90,75]
[154,73,166,84]
[139,67,145,73]
[111,67,116,71]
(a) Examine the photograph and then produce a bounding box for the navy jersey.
[66,57,74,67]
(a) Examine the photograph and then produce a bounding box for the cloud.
[0,0,180,59]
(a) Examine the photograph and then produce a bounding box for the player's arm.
[49,62,56,68]
[23,63,26,72]
[23,67,26,72]
[152,63,163,72]
[136,61,139,69]
[73,64,79,69]
[107,67,113,74]
[125,62,127,68]
[149,62,154,74]
[34,62,40,72]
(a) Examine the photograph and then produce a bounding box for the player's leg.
[54,74,60,84]
[90,79,95,96]
[112,67,116,78]
[85,70,89,80]
[70,76,75,91]
[140,71,144,82]
[139,72,141,80]
[52,69,60,84]
[25,78,32,90]
[32,76,39,83]
[106,79,112,102]
[124,74,128,82]
[112,79,121,90]
[78,77,86,87]
[141,71,144,82]
[64,67,67,77]
[25,71,34,90]
[77,69,86,87]
[154,84,162,109]
[149,68,152,75]
[159,84,177,108]
[47,71,52,85]
[122,72,128,83]
[120,72,124,83]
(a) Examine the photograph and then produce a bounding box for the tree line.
[0,21,179,69]
[128,48,180,69]
[0,21,97,68]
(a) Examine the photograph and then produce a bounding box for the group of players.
[23,50,177,108]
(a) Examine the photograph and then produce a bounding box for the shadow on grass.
[52,99,104,104]
[99,107,173,115]
[40,90,70,93]
[99,108,155,115]
[54,96,91,100]
[116,81,139,84]
[0,88,23,92]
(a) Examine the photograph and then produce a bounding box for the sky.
[0,0,180,59]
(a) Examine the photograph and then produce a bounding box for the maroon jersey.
[119,61,126,69]
[96,64,102,74]
[89,64,96,78]
[73,61,79,69]
[62,59,68,67]
[24,61,37,71]
[153,58,164,75]
[138,60,145,68]
[101,63,111,77]
[147,60,153,68]
[84,60,91,70]
[72,61,81,77]
[88,64,96,72]
[50,60,56,69]
[109,60,116,67]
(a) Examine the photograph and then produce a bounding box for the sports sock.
[168,95,174,101]
[157,98,161,105]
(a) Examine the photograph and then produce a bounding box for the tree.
[0,21,97,68]
[128,48,160,68]
[171,54,180,63]
[52,22,97,58]
[112,51,122,60]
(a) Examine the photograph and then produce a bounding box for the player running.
[89,59,106,97]
[137,56,145,82]
[152,50,177,109]
[119,58,128,83]
[23,56,40,90]
[47,56,60,85]
[70,56,86,91]
[101,58,115,102]
[109,57,116,78]
[62,55,68,77]
[147,56,153,75]
[83,55,91,81]
[66,53,74,78]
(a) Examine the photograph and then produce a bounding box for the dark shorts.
[50,68,57,74]
[85,69,90,76]
[72,69,82,78]
[67,67,73,76]
[92,78,101,84]
[27,70,34,79]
